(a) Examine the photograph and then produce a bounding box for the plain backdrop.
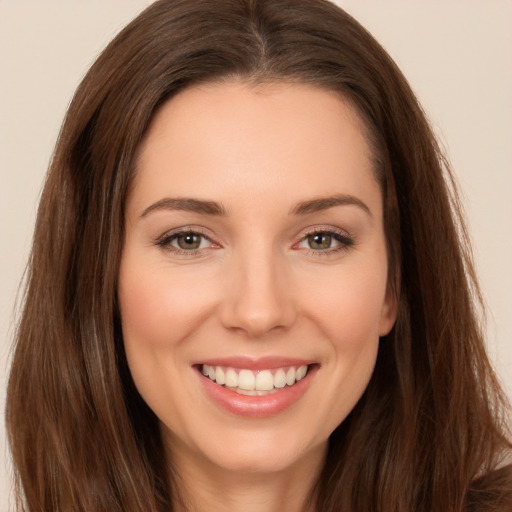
[1,1,511,509]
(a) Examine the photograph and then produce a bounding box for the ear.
[378,269,400,336]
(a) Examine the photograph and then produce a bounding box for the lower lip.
[197,366,317,418]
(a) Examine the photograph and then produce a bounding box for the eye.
[296,229,354,254]
[156,229,213,253]
[306,232,334,250]
[173,232,207,250]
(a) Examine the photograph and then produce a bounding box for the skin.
[118,81,397,512]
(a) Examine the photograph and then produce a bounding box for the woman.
[6,0,511,511]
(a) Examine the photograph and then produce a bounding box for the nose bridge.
[220,242,296,337]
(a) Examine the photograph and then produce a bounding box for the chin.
[191,426,327,475]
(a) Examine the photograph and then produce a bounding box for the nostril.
[218,269,297,336]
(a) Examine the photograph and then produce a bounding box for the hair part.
[6,1,511,511]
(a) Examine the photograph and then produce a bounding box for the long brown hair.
[6,1,511,510]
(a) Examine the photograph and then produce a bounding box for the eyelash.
[297,227,354,257]
[154,227,354,256]
[155,228,215,256]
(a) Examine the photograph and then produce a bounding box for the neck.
[167,439,326,512]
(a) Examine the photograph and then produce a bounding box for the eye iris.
[177,233,201,250]
[308,233,332,250]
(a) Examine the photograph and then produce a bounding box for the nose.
[218,249,297,338]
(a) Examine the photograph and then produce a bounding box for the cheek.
[117,257,218,418]
[118,261,213,350]
[300,265,386,428]
[300,261,389,345]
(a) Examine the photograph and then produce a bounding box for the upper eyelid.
[296,225,352,240]
[301,226,346,235]
[154,229,218,255]
[155,226,213,243]
[294,226,355,250]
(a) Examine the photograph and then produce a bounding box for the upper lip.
[193,356,316,370]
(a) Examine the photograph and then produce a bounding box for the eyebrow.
[140,193,371,219]
[140,197,226,217]
[290,194,372,217]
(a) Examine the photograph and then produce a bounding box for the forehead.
[131,81,380,215]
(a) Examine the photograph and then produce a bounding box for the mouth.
[200,363,311,396]
[194,357,318,417]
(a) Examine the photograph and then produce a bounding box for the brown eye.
[296,229,354,255]
[156,230,212,253]
[176,233,203,250]
[307,233,332,250]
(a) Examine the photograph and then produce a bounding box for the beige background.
[1,1,511,509]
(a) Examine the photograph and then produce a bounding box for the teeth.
[236,388,257,396]
[238,370,255,390]
[255,370,274,391]
[273,368,287,388]
[201,364,309,392]
[296,365,307,381]
[215,366,225,385]
[225,368,238,388]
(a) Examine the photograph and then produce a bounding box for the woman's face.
[118,82,397,476]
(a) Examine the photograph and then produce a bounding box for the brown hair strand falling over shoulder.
[6,1,511,511]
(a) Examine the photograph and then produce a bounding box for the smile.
[196,358,318,417]
[201,364,309,396]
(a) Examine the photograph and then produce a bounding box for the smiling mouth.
[200,364,311,396]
